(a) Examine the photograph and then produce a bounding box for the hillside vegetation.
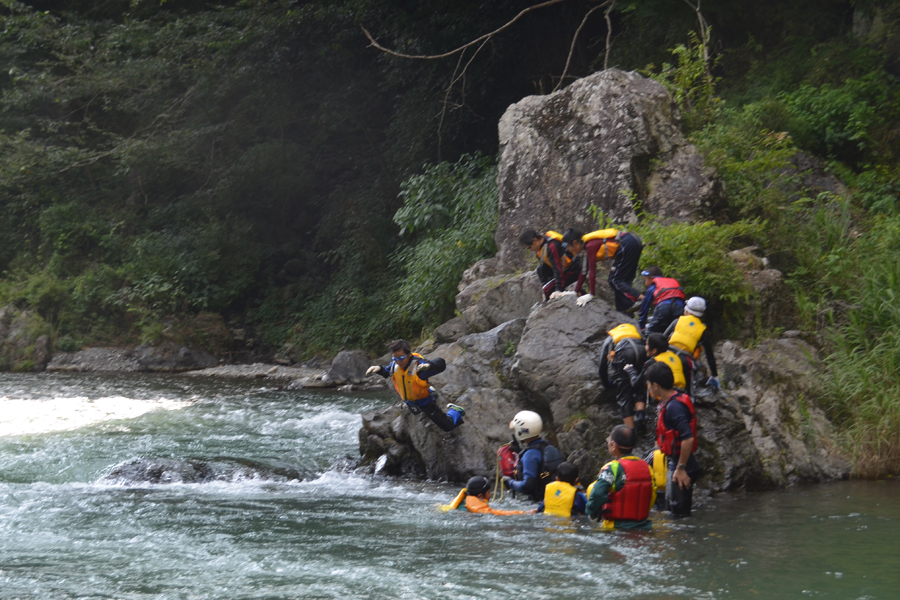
[0,0,898,473]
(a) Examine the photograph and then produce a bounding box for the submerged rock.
[100,457,306,485]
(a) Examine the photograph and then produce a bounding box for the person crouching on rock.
[646,361,701,518]
[518,228,582,300]
[536,462,587,517]
[503,410,565,502]
[585,425,656,530]
[366,339,465,432]
[600,323,647,430]
[440,476,529,515]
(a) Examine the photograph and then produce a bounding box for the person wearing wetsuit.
[646,361,701,518]
[569,228,642,310]
[637,267,685,334]
[625,332,690,421]
[519,229,582,300]
[536,462,587,517]
[441,476,529,516]
[586,425,655,530]
[503,410,565,503]
[601,324,647,429]
[663,296,720,391]
[366,339,465,432]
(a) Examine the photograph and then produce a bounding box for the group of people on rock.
[364,225,720,527]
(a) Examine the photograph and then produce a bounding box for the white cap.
[684,296,707,317]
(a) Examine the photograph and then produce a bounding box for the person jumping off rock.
[366,339,465,432]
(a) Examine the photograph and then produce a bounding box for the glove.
[365,366,380,376]
[559,290,577,297]
[549,291,564,300]
[623,364,635,373]
[576,293,594,307]
[633,409,646,424]
[707,376,720,390]
[502,476,514,489]
[417,363,430,370]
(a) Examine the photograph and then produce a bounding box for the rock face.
[325,350,369,385]
[100,457,306,485]
[495,68,718,269]
[455,271,542,333]
[360,294,848,490]
[47,342,217,373]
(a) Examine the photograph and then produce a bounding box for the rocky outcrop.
[729,246,797,339]
[325,350,369,385]
[495,68,718,269]
[0,305,53,372]
[48,342,217,373]
[100,457,306,485]
[360,293,848,490]
[455,271,542,333]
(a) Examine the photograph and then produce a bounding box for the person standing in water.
[366,339,465,432]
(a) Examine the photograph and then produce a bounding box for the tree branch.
[360,0,569,60]
[603,0,617,70]
[553,1,610,93]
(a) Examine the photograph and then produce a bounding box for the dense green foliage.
[0,0,898,470]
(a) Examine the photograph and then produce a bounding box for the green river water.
[0,372,897,599]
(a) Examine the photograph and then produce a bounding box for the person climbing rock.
[625,332,689,424]
[439,476,529,516]
[366,339,465,432]
[503,410,565,502]
[636,267,685,334]
[567,227,642,310]
[536,462,587,517]
[664,296,720,391]
[599,323,646,429]
[518,229,581,300]
[585,425,655,530]
[646,361,700,518]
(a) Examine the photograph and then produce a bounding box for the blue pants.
[647,299,684,334]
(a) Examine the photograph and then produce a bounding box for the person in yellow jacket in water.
[366,339,465,432]
[440,476,530,516]
[535,462,587,517]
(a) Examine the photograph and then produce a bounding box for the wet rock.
[133,341,218,372]
[47,348,142,372]
[327,350,369,384]
[100,457,306,485]
[455,271,542,333]
[719,338,850,486]
[495,68,716,269]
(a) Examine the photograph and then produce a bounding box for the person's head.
[555,462,579,485]
[562,228,584,254]
[607,424,636,457]
[684,296,707,318]
[645,360,675,400]
[641,266,663,288]
[519,229,543,252]
[466,475,491,499]
[387,339,413,369]
[509,410,543,443]
[645,332,668,358]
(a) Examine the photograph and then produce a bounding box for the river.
[0,372,896,599]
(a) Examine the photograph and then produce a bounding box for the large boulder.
[455,271,542,333]
[325,350,369,385]
[495,68,717,269]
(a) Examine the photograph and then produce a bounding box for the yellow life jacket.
[537,231,572,270]
[582,228,620,260]
[651,449,668,491]
[608,323,641,344]
[669,315,707,358]
[438,488,468,512]
[543,481,579,517]
[390,353,432,402]
[654,351,687,390]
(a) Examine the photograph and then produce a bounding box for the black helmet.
[466,476,490,496]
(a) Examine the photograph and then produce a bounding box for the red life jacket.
[655,392,698,456]
[651,277,685,305]
[601,456,654,521]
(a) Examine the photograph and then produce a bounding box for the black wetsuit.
[608,232,643,311]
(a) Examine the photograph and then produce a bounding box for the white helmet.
[509,410,543,442]
[684,296,707,318]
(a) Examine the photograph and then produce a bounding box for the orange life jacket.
[601,456,654,522]
[650,277,685,305]
[656,392,698,456]
[582,228,620,260]
[390,353,432,402]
